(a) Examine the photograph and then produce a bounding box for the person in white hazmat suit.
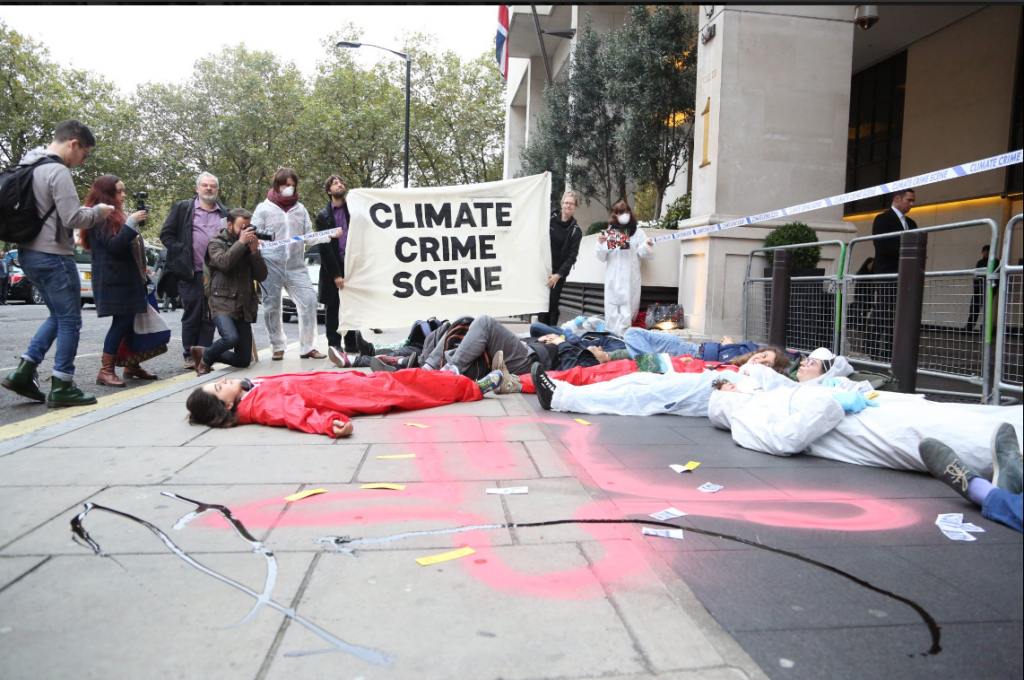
[252,168,327,360]
[531,346,845,416]
[707,358,1023,475]
[596,201,654,336]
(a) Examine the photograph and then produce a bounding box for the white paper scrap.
[649,507,687,521]
[935,513,964,526]
[957,523,986,533]
[697,482,723,493]
[486,487,529,495]
[941,529,977,542]
[642,527,684,540]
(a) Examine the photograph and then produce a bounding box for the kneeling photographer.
[190,208,267,375]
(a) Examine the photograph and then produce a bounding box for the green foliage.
[586,221,609,236]
[1,20,506,241]
[518,81,570,203]
[608,6,698,220]
[633,183,657,222]
[763,222,822,269]
[657,194,691,230]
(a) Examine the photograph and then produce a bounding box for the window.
[845,51,907,214]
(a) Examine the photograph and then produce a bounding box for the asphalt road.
[0,300,314,427]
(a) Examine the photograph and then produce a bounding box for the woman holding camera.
[251,168,326,361]
[596,200,655,336]
[80,175,157,386]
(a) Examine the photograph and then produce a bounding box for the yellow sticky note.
[405,423,429,429]
[573,419,592,425]
[360,483,406,491]
[415,547,476,566]
[867,391,879,399]
[284,488,328,502]
[683,461,701,471]
[377,454,416,459]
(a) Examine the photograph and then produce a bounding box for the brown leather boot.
[123,363,158,380]
[190,346,211,376]
[96,353,125,387]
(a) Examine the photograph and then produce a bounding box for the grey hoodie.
[17,147,106,256]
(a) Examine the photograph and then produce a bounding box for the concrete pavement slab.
[579,539,727,671]
[478,415,549,441]
[747,466,961,500]
[38,401,206,448]
[360,441,539,482]
[1,484,296,555]
[502,476,629,545]
[328,415,486,443]
[164,443,366,485]
[0,446,211,486]
[0,486,103,549]
[263,544,650,680]
[0,556,47,592]
[0,552,315,680]
[187,421,346,447]
[523,438,573,478]
[379,397,509,417]
[261,481,514,552]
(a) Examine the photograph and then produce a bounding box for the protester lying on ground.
[707,371,1023,473]
[191,208,267,375]
[520,344,791,394]
[530,345,825,416]
[410,315,616,377]
[620,328,792,364]
[919,423,1022,533]
[529,321,627,355]
[185,369,508,438]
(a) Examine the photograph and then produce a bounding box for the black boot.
[2,359,46,402]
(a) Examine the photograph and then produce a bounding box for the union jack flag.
[496,5,510,80]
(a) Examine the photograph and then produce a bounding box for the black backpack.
[440,315,491,380]
[0,157,61,244]
[406,317,446,351]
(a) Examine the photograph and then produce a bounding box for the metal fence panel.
[994,214,1023,402]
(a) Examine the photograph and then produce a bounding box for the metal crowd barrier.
[743,240,846,354]
[840,219,999,401]
[993,215,1023,403]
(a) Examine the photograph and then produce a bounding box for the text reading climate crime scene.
[370,200,513,298]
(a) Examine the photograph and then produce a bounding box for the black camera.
[132,190,151,226]
[253,228,275,241]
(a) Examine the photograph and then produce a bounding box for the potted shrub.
[762,222,824,277]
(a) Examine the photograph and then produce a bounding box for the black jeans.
[538,276,567,326]
[204,314,253,368]
[323,281,359,350]
[178,270,214,359]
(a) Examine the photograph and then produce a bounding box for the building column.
[677,6,857,336]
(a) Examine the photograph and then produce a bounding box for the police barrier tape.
[257,227,343,251]
[651,149,1023,244]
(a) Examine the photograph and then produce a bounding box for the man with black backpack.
[1,120,114,407]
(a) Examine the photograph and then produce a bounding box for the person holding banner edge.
[596,200,655,336]
[315,174,375,364]
[539,190,582,326]
[253,168,326,361]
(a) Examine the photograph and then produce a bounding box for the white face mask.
[280,186,295,198]
[617,213,630,226]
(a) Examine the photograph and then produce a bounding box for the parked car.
[281,252,325,323]
[5,264,43,304]
[74,244,93,307]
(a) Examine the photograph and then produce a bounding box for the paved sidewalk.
[0,323,1020,680]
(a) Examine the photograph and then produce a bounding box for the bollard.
[891,231,928,392]
[768,249,792,349]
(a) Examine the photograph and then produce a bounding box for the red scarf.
[268,188,298,212]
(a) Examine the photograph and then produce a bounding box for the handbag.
[645,303,685,331]
[116,290,171,366]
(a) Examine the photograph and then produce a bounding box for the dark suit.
[314,200,361,350]
[870,208,917,358]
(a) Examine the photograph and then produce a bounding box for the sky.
[1,4,500,93]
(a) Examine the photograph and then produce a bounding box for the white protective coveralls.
[549,360,811,417]
[708,383,1023,475]
[252,199,325,355]
[596,228,654,336]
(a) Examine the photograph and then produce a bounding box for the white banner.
[653,149,1023,244]
[336,173,552,330]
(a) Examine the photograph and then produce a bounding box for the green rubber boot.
[1,359,46,402]
[47,376,98,408]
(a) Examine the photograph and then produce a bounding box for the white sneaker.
[328,346,352,368]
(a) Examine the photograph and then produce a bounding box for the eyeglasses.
[560,201,576,206]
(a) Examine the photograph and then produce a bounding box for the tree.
[609,6,697,219]
[518,80,570,203]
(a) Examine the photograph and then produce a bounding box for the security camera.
[854,5,879,30]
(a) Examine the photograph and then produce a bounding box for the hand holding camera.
[132,190,151,226]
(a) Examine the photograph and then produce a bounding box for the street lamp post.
[336,41,411,188]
